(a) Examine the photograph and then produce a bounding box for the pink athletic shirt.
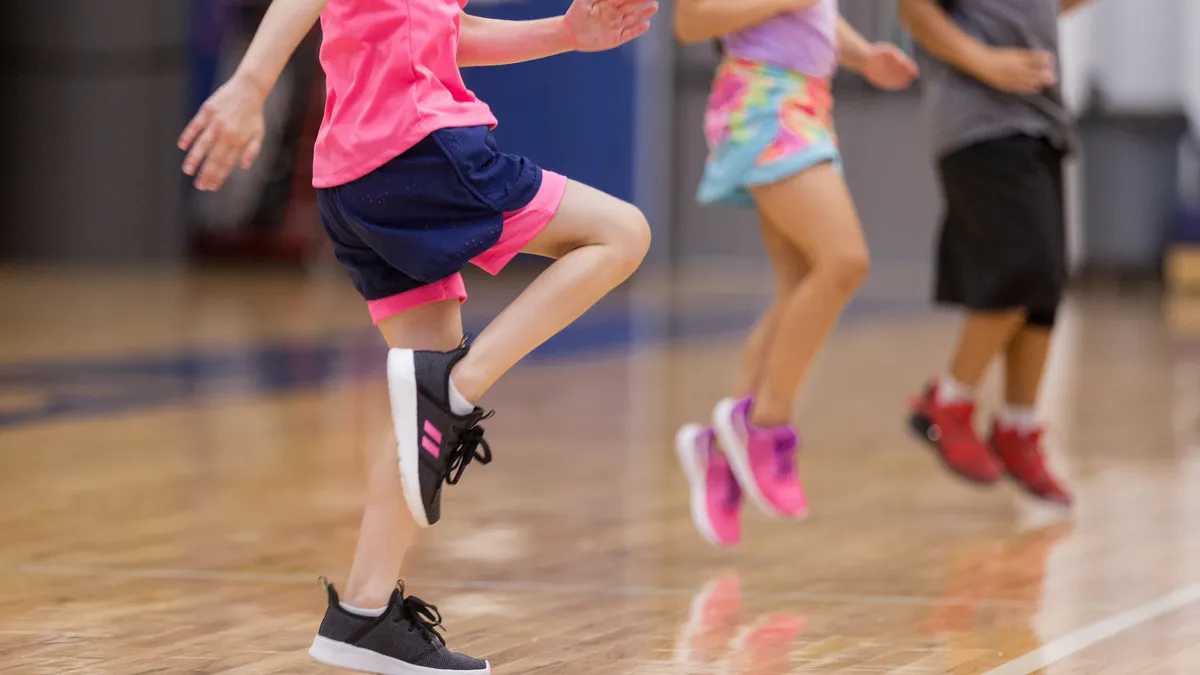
[312,0,499,188]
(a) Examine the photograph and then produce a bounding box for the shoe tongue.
[768,427,798,476]
[768,425,798,450]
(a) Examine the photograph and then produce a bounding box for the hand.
[976,47,1057,94]
[564,0,659,52]
[178,74,268,191]
[861,43,919,91]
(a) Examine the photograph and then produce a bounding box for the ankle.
[448,358,488,404]
[937,375,976,404]
[341,585,393,612]
[997,404,1039,433]
[748,391,791,428]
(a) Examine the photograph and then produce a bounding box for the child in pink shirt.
[179,0,656,672]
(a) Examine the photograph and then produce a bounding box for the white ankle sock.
[937,375,975,404]
[447,377,475,416]
[340,601,387,618]
[999,405,1039,432]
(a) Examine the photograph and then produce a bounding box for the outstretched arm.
[179,0,328,191]
[674,0,818,45]
[459,0,658,67]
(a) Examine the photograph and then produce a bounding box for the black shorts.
[935,135,1066,315]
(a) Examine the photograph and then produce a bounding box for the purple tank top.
[721,0,839,78]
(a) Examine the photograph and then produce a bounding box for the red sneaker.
[990,423,1073,506]
[908,382,1003,484]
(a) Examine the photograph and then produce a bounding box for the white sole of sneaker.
[309,635,490,675]
[388,348,431,529]
[711,397,782,519]
[675,424,722,547]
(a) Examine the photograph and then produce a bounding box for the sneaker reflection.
[672,573,805,674]
[923,522,1074,664]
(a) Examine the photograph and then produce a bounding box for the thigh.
[318,189,432,302]
[747,162,865,263]
[938,136,1063,308]
[519,179,647,260]
[938,137,1050,261]
[338,127,529,284]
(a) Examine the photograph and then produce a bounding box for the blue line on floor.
[0,296,928,429]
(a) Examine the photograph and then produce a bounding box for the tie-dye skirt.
[697,57,840,209]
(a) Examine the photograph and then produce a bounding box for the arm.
[898,0,1055,93]
[460,0,658,67]
[179,0,328,190]
[1060,0,1091,15]
[228,0,328,97]
[897,0,990,80]
[674,0,818,45]
[458,14,573,67]
[835,15,872,73]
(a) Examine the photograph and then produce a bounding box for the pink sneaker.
[713,397,808,519]
[675,424,742,547]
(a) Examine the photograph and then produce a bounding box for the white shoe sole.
[675,424,722,547]
[309,635,490,675]
[712,398,782,519]
[388,348,431,528]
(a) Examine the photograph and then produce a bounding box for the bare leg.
[342,299,464,608]
[1003,325,1052,407]
[731,212,810,398]
[748,163,870,427]
[450,179,651,401]
[950,311,1027,388]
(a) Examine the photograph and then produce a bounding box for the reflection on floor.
[1,267,1198,674]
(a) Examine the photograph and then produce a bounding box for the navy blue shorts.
[317,126,567,323]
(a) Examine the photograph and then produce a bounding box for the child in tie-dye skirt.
[673,0,918,547]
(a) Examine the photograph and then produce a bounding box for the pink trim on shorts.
[366,273,468,324]
[471,170,568,275]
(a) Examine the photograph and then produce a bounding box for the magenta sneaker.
[712,397,808,519]
[675,424,742,547]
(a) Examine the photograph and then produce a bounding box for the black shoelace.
[394,584,447,646]
[444,411,494,485]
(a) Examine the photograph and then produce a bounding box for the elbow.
[673,17,707,44]
[676,18,700,44]
[673,3,711,45]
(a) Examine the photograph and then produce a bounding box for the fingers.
[195,139,240,191]
[182,126,216,177]
[625,2,658,25]
[622,20,651,42]
[241,134,263,170]
[178,105,211,151]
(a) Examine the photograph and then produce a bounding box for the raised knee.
[818,246,870,293]
[606,203,652,274]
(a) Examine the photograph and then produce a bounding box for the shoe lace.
[445,411,494,486]
[393,583,447,646]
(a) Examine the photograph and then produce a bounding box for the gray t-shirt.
[922,0,1077,158]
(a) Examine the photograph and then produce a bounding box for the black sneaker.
[309,579,489,675]
[387,341,493,528]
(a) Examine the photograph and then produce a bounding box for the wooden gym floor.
[1,263,1199,674]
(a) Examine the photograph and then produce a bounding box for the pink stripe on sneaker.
[423,420,442,443]
[366,274,468,324]
[422,436,441,458]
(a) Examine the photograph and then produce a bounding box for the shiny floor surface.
[2,265,1198,675]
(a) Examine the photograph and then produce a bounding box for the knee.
[604,202,652,275]
[816,245,871,294]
